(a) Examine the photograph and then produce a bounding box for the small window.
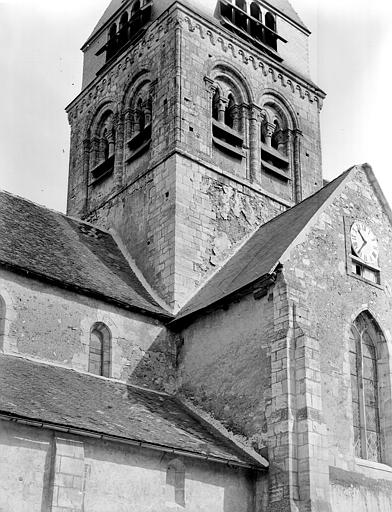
[88,323,111,377]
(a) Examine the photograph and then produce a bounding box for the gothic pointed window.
[89,323,111,378]
[350,312,381,462]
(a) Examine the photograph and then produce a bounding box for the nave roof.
[0,355,267,469]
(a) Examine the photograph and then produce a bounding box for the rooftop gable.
[0,191,171,320]
[174,167,357,322]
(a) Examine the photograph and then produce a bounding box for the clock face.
[350,221,379,266]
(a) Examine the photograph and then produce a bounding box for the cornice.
[67,3,324,124]
[175,4,324,110]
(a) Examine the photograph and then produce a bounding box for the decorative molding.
[181,13,324,111]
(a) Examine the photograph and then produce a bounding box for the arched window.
[259,100,292,184]
[90,110,116,181]
[89,323,111,378]
[234,0,247,31]
[249,2,262,39]
[265,12,277,50]
[106,23,118,61]
[118,12,129,48]
[124,81,152,158]
[349,312,384,462]
[166,459,185,507]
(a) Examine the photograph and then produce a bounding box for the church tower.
[66,0,325,309]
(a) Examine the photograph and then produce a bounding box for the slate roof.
[85,0,308,46]
[0,355,266,468]
[175,169,352,322]
[0,191,171,320]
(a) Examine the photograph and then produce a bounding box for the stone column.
[264,122,276,147]
[249,105,262,183]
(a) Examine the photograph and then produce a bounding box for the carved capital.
[204,75,216,94]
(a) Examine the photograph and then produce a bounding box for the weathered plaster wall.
[0,269,175,390]
[278,167,392,510]
[178,292,273,445]
[330,466,392,512]
[0,421,257,512]
[0,422,52,512]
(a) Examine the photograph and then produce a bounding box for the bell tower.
[66,0,325,310]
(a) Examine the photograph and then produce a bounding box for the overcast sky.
[1,0,391,212]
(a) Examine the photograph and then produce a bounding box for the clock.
[350,221,379,266]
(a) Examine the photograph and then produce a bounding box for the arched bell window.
[350,312,383,462]
[234,0,247,31]
[89,323,111,378]
[118,12,129,48]
[106,23,118,61]
[90,110,116,181]
[249,2,262,39]
[265,12,277,50]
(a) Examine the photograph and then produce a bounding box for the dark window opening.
[224,94,235,128]
[99,1,153,64]
[271,120,280,150]
[265,12,277,51]
[235,0,247,31]
[249,2,262,39]
[89,324,111,378]
[219,1,283,55]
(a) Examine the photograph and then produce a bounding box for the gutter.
[0,412,264,470]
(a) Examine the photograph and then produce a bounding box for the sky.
[0,0,391,212]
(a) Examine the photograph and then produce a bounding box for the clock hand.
[358,229,367,244]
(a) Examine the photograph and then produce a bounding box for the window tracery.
[349,312,384,462]
[88,323,111,378]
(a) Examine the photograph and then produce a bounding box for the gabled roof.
[175,168,353,322]
[0,355,267,469]
[0,191,171,320]
[85,0,308,47]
